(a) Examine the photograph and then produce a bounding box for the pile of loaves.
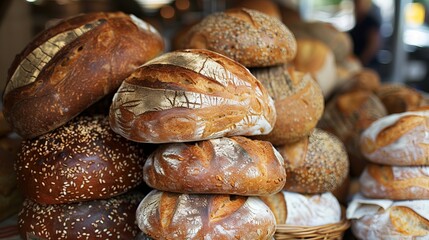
[2,9,352,240]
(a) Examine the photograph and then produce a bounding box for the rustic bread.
[251,66,324,145]
[182,8,297,67]
[3,12,164,139]
[375,83,426,114]
[143,136,285,195]
[233,0,281,19]
[136,190,276,239]
[110,49,276,143]
[339,68,381,93]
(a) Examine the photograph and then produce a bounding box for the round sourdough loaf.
[3,12,164,139]
[276,128,349,194]
[360,111,429,166]
[136,190,276,239]
[109,49,276,143]
[18,191,144,240]
[375,83,426,114]
[16,115,145,204]
[182,8,296,67]
[360,163,429,200]
[143,136,285,195]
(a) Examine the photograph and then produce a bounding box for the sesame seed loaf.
[109,49,276,143]
[3,12,164,139]
[18,191,144,240]
[276,128,349,194]
[181,8,297,67]
[251,65,324,145]
[16,115,146,204]
[136,190,276,239]
[143,136,285,195]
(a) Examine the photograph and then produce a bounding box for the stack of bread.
[2,12,165,239]
[347,95,429,238]
[180,7,349,236]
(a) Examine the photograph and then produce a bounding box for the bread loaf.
[360,111,429,166]
[19,191,144,240]
[233,0,281,19]
[16,115,146,204]
[110,49,276,143]
[143,136,285,195]
[182,8,296,67]
[3,12,164,139]
[260,191,341,226]
[360,163,429,200]
[376,83,426,114]
[276,128,349,194]
[136,190,276,239]
[251,66,324,145]
[339,68,381,93]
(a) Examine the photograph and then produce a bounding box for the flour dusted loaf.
[360,111,429,166]
[136,190,276,240]
[276,128,349,194]
[182,8,296,67]
[251,65,324,145]
[260,191,341,226]
[16,115,145,204]
[143,136,285,195]
[19,191,144,240]
[110,49,276,143]
[3,12,164,139]
[360,163,429,200]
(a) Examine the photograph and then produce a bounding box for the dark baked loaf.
[110,49,276,143]
[19,191,144,240]
[182,8,296,67]
[136,190,276,239]
[3,12,164,139]
[143,136,285,195]
[16,115,146,204]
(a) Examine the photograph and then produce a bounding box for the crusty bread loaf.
[260,191,341,226]
[16,115,146,204]
[318,90,387,177]
[336,54,363,86]
[3,12,164,139]
[110,49,276,143]
[19,191,144,240]
[292,38,337,97]
[233,0,281,19]
[136,190,276,239]
[143,136,285,195]
[375,83,426,114]
[251,66,324,145]
[182,8,297,67]
[276,128,349,194]
[339,68,381,93]
[360,163,429,200]
[360,111,429,166]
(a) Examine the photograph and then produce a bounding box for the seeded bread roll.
[375,83,426,114]
[3,12,164,139]
[136,190,276,239]
[360,111,429,166]
[144,136,285,195]
[276,128,349,194]
[360,164,429,200]
[110,49,276,143]
[251,66,324,145]
[16,115,145,204]
[19,191,144,240]
[182,8,296,67]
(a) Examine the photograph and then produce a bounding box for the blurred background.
[0,0,428,96]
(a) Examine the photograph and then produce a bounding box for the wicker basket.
[274,218,351,240]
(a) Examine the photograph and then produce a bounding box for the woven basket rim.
[274,218,351,240]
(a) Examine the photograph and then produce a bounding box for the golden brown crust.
[182,8,296,67]
[233,0,281,19]
[276,128,349,194]
[19,191,144,240]
[3,12,164,139]
[339,68,381,93]
[251,66,324,145]
[16,115,146,204]
[376,84,425,114]
[259,192,287,224]
[143,136,285,195]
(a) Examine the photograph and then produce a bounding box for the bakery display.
[250,65,324,145]
[16,115,146,204]
[136,190,276,239]
[143,136,285,195]
[109,49,276,143]
[3,12,164,139]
